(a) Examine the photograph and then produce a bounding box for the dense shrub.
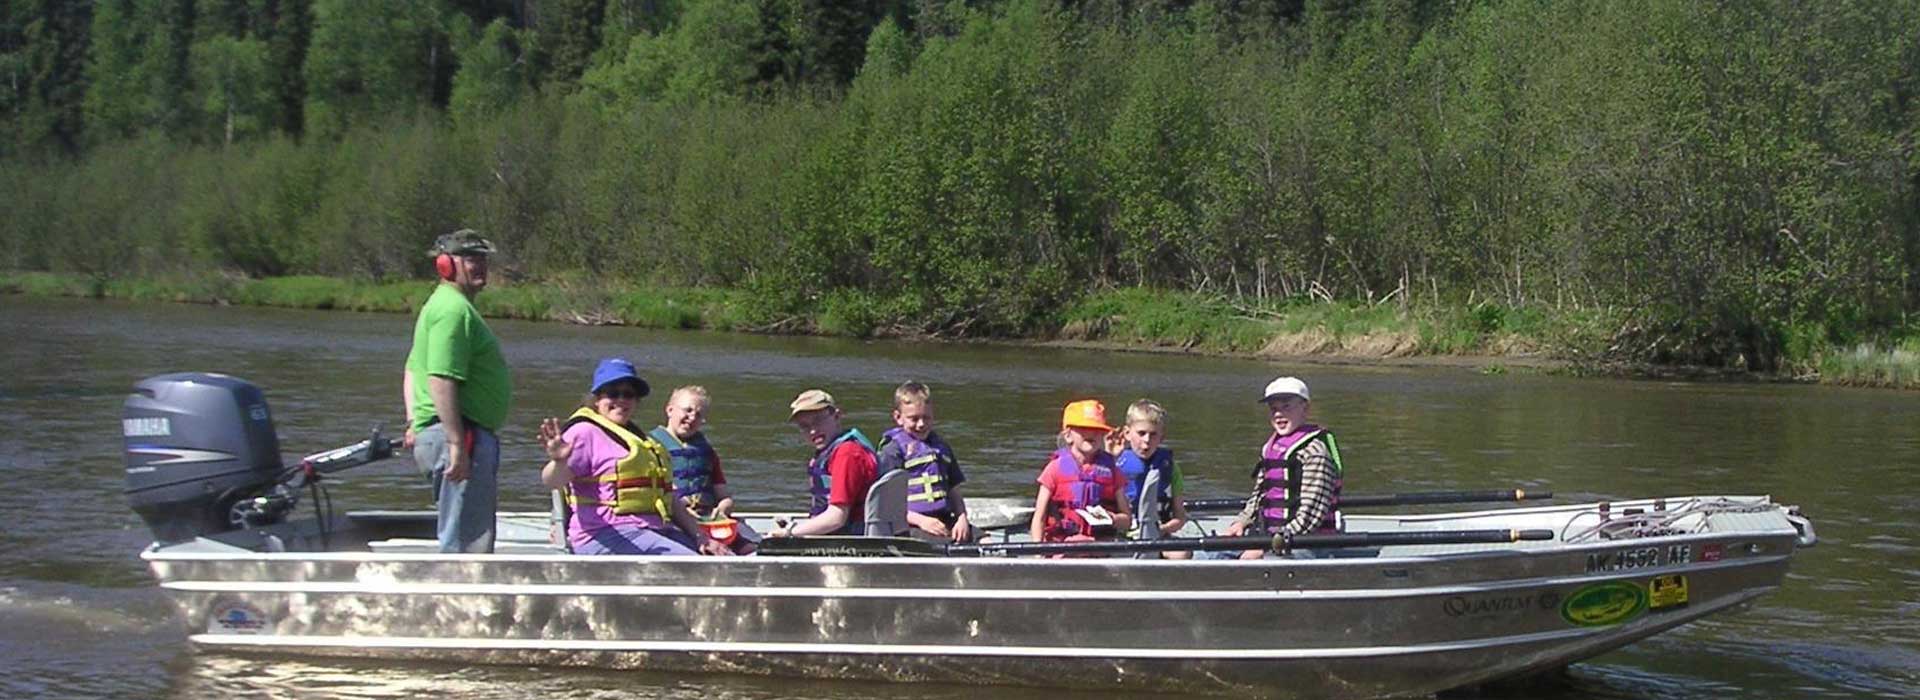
[3,0,1917,370]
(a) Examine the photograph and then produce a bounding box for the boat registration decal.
[207,600,271,635]
[1560,581,1647,627]
[1648,574,1689,610]
[1586,544,1690,573]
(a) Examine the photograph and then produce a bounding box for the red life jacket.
[1041,448,1120,541]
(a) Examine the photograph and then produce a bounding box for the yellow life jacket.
[564,408,673,519]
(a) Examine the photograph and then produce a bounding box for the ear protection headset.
[435,253,458,281]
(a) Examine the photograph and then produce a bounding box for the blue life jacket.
[649,426,720,513]
[1117,447,1177,522]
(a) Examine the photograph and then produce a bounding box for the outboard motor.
[124,373,284,544]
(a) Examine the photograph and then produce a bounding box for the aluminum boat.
[126,373,1817,698]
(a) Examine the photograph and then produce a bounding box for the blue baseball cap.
[589,358,651,398]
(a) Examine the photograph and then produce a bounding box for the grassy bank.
[15,270,1916,387]
[0,272,761,332]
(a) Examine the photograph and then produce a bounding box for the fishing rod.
[759,528,1555,558]
[1183,488,1552,513]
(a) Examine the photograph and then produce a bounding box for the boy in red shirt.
[769,389,877,537]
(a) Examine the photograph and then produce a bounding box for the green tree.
[576,0,759,110]
[591,0,684,68]
[450,18,526,123]
[261,0,315,136]
[302,0,455,138]
[190,35,272,145]
[858,14,914,79]
[765,0,897,88]
[83,0,196,141]
[1,0,94,156]
[530,0,605,90]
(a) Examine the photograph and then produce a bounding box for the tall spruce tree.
[302,0,455,137]
[83,0,197,141]
[531,0,605,90]
[2,0,94,156]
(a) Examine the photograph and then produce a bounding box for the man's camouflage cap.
[429,229,497,256]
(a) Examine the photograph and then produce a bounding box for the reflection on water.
[1,298,1915,699]
[170,655,1107,700]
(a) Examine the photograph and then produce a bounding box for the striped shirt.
[1230,438,1338,536]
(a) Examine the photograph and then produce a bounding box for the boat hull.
[148,497,1805,698]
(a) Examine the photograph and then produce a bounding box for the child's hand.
[1104,427,1125,455]
[919,518,950,538]
[538,417,572,462]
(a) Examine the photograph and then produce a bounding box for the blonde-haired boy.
[1113,399,1190,557]
[876,381,974,542]
[648,386,757,552]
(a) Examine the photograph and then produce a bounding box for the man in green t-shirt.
[403,229,513,553]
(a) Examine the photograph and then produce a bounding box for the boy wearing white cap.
[1217,376,1346,559]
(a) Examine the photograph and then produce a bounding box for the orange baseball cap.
[1061,399,1113,431]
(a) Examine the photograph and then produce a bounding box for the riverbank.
[8,271,1915,388]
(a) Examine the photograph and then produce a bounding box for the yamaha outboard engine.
[124,373,284,543]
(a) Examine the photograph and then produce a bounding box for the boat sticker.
[207,601,271,635]
[1560,581,1648,627]
[1700,543,1725,562]
[1649,574,1689,610]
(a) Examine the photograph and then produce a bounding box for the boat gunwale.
[143,523,1798,570]
[153,551,1793,599]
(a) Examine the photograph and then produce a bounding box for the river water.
[0,297,1914,699]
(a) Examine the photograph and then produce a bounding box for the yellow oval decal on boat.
[1560,581,1648,627]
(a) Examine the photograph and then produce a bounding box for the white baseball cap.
[1259,376,1311,402]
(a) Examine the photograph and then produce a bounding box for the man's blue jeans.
[413,422,500,553]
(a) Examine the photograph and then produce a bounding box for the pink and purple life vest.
[1256,426,1344,534]
[1042,448,1121,540]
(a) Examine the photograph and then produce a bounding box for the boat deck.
[340,495,1801,558]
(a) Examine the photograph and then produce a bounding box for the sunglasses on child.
[600,388,643,400]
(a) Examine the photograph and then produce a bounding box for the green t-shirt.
[406,284,512,431]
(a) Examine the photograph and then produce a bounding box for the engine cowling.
[123,373,283,543]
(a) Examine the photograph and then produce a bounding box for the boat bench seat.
[367,538,568,554]
[354,510,570,554]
